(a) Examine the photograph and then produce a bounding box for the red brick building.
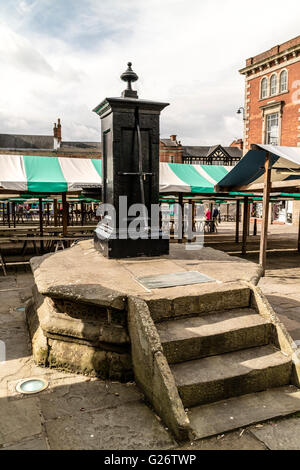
[240,35,300,152]
[159,135,183,162]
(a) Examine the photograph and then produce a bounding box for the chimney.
[53,122,57,139]
[230,139,243,150]
[57,118,62,144]
[53,119,61,150]
[170,134,177,142]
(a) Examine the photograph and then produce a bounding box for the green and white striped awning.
[0,155,232,194]
[159,162,233,193]
[0,155,102,193]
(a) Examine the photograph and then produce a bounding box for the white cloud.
[0,0,300,144]
[17,0,38,14]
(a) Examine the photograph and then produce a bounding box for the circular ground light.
[16,378,48,395]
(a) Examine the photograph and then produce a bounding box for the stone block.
[48,338,132,381]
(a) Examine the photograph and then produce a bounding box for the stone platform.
[27,240,262,381]
[27,240,300,441]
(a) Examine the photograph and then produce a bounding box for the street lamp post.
[237,106,246,121]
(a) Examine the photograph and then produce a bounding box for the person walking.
[212,206,219,220]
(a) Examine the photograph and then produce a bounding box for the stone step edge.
[146,283,251,322]
[156,307,261,326]
[157,309,271,344]
[187,385,300,440]
[171,345,291,386]
[160,327,273,366]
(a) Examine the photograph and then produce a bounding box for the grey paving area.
[0,269,268,450]
[250,416,300,450]
[0,269,176,450]
[259,255,300,343]
[2,222,300,450]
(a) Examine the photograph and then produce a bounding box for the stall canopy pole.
[253,218,257,236]
[54,199,58,227]
[12,202,16,228]
[247,203,251,236]
[178,193,183,244]
[259,152,272,275]
[38,197,44,254]
[235,200,240,243]
[192,200,196,234]
[62,193,68,237]
[46,203,50,226]
[7,202,11,228]
[81,201,84,226]
[242,196,249,255]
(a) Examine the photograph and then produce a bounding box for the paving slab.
[0,320,31,361]
[2,436,48,450]
[45,401,176,450]
[177,430,266,450]
[0,276,17,291]
[0,290,22,314]
[39,379,142,420]
[250,416,300,450]
[0,397,42,446]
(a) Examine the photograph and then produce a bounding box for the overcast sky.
[0,0,300,146]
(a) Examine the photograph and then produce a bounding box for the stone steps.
[170,345,292,408]
[148,283,251,322]
[157,308,273,364]
[129,282,298,440]
[187,385,300,440]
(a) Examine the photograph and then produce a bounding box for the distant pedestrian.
[212,207,219,220]
[205,208,211,221]
[96,204,103,222]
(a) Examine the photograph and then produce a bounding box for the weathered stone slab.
[48,338,132,381]
[39,380,142,420]
[157,308,272,363]
[35,292,129,346]
[2,436,48,450]
[188,385,300,440]
[177,430,266,450]
[45,401,175,450]
[147,283,251,322]
[172,345,292,408]
[0,398,42,446]
[30,247,127,310]
[30,240,262,307]
[250,416,300,450]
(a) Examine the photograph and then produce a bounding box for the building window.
[169,155,175,163]
[261,77,268,99]
[280,70,288,93]
[182,154,240,166]
[270,74,277,96]
[266,113,279,145]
